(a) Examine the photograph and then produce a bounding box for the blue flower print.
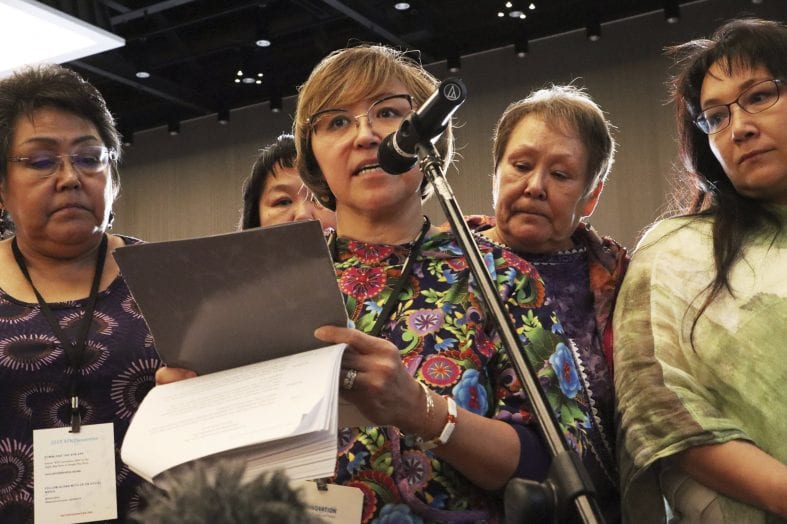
[434,336,458,351]
[442,268,459,284]
[504,267,518,288]
[365,300,383,314]
[347,450,369,474]
[550,312,565,335]
[452,369,488,415]
[549,343,581,399]
[373,503,424,524]
[483,252,496,276]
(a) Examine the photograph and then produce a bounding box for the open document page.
[114,221,368,486]
[121,344,346,485]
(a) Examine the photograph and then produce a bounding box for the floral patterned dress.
[0,236,160,523]
[331,229,602,524]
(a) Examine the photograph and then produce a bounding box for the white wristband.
[416,396,457,451]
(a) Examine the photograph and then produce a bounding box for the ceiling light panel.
[0,0,124,78]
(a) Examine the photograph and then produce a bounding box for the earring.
[0,209,10,238]
[107,210,115,230]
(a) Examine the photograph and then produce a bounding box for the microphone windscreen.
[378,133,418,174]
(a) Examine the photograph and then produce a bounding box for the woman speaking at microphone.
[160,44,602,523]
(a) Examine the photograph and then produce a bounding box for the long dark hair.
[667,18,786,336]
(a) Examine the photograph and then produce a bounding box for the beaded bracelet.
[416,395,458,451]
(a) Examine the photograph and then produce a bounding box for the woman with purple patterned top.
[477,85,628,522]
[0,64,160,522]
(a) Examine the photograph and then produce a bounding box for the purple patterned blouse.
[0,236,160,523]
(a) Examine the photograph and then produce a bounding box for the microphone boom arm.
[415,138,604,524]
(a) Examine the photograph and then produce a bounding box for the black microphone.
[378,77,467,174]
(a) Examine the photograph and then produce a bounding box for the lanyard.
[11,234,108,433]
[330,216,430,338]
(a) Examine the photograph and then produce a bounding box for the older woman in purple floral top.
[476,85,628,522]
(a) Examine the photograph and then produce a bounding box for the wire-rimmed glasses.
[694,79,782,135]
[307,94,413,140]
[7,145,117,178]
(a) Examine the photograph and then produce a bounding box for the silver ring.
[342,369,358,391]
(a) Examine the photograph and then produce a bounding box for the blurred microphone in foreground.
[130,461,325,524]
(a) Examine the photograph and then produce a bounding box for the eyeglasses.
[694,79,782,135]
[7,145,117,178]
[307,94,413,140]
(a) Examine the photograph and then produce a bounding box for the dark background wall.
[112,0,784,250]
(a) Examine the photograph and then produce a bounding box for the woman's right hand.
[155,366,197,385]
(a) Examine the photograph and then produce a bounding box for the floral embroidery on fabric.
[330,230,604,523]
[421,355,461,387]
[339,267,388,301]
[407,309,444,335]
[452,369,488,415]
[400,450,432,491]
[515,308,591,446]
[349,241,395,264]
[374,503,424,524]
[549,343,582,399]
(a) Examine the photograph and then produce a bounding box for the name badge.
[294,480,363,523]
[33,423,117,523]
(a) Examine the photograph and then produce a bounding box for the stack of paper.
[121,344,346,485]
[115,221,357,487]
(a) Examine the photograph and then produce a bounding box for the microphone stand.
[415,141,604,524]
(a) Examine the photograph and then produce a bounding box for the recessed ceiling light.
[255,38,271,47]
[135,71,150,79]
[270,95,282,113]
[394,2,410,10]
[505,1,512,7]
[446,55,461,73]
[497,11,504,17]
[529,2,536,9]
[509,10,524,18]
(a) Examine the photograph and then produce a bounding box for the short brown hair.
[0,64,121,193]
[492,84,615,202]
[294,44,453,210]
